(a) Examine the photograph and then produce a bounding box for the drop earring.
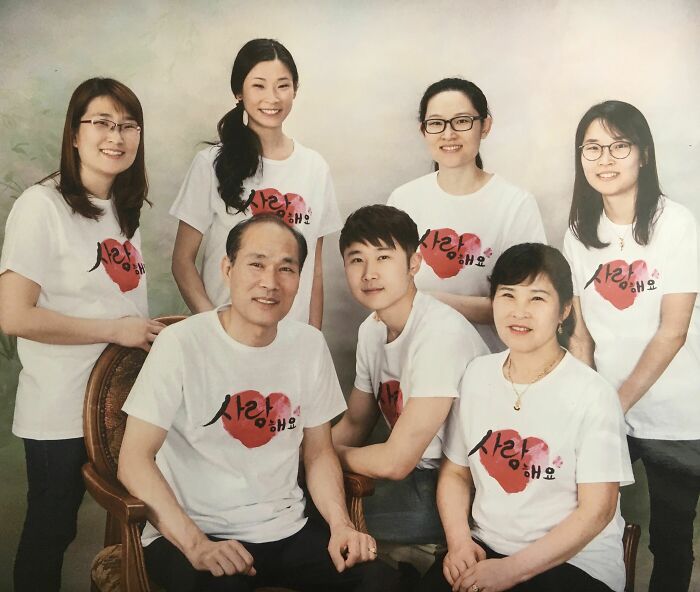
[557,322,563,335]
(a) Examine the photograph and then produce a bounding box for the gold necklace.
[614,226,630,251]
[506,350,564,411]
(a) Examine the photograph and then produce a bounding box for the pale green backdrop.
[1,1,699,590]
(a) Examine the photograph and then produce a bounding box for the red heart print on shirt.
[247,188,310,227]
[89,239,145,293]
[419,228,484,279]
[585,259,649,310]
[477,429,549,494]
[377,380,403,428]
[217,390,293,448]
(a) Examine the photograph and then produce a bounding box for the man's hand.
[442,539,486,586]
[452,557,519,592]
[187,538,257,577]
[327,522,378,572]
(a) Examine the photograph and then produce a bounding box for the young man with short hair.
[119,215,396,592]
[333,205,488,544]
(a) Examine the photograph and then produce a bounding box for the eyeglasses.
[578,141,632,161]
[80,118,141,138]
[422,115,486,134]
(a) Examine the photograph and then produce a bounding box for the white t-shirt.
[0,181,149,439]
[444,352,633,592]
[388,173,546,352]
[563,198,700,439]
[170,142,342,322]
[122,309,346,545]
[354,291,488,469]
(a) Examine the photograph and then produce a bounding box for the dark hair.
[225,214,308,271]
[52,77,148,238]
[418,77,490,170]
[339,205,419,259]
[489,243,574,346]
[569,100,662,249]
[214,39,299,213]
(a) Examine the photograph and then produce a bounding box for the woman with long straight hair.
[170,38,341,328]
[0,77,163,591]
[564,100,700,591]
[388,78,546,351]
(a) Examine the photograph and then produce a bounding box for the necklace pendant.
[513,402,521,411]
[619,237,624,251]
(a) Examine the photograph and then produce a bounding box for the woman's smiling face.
[422,90,490,170]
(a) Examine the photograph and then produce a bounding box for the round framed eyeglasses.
[578,141,633,161]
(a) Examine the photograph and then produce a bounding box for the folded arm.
[335,396,454,480]
[0,270,162,350]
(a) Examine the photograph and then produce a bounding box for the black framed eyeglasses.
[79,118,141,137]
[578,141,633,161]
[422,115,486,134]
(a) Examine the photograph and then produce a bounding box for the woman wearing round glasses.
[420,244,632,592]
[563,100,700,592]
[170,39,341,328]
[0,78,163,591]
[387,78,546,351]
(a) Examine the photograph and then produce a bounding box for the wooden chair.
[623,521,641,592]
[82,315,375,592]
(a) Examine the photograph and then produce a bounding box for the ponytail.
[213,102,262,213]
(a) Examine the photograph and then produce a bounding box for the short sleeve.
[407,327,485,398]
[503,193,547,248]
[575,380,634,486]
[661,209,698,294]
[122,328,186,431]
[0,186,57,286]
[315,163,342,237]
[303,333,346,427]
[169,149,217,234]
[353,322,374,394]
[442,395,470,467]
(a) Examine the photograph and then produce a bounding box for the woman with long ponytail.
[171,39,341,328]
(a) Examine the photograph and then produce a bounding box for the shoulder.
[357,312,384,343]
[193,144,220,167]
[279,318,327,348]
[463,351,503,381]
[291,141,330,172]
[413,293,487,350]
[389,172,437,203]
[487,175,534,205]
[10,181,65,220]
[655,197,697,231]
[562,353,618,403]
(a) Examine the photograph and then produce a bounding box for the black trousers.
[144,516,400,592]
[14,437,87,592]
[418,539,612,592]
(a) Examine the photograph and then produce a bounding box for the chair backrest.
[83,316,186,484]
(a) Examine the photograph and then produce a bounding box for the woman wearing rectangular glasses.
[0,78,163,591]
[387,78,546,352]
[563,100,700,592]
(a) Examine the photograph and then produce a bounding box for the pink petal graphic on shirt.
[219,390,292,449]
[89,238,145,293]
[418,228,484,279]
[586,259,649,310]
[247,188,310,226]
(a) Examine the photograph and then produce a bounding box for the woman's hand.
[112,317,165,351]
[452,557,519,592]
[442,539,486,586]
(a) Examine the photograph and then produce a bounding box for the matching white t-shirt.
[444,351,634,592]
[170,142,342,322]
[563,198,700,439]
[387,172,546,351]
[0,181,149,439]
[122,308,347,545]
[354,291,488,469]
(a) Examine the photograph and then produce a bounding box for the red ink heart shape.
[377,380,403,428]
[222,390,291,448]
[249,188,309,227]
[592,259,648,310]
[100,239,144,293]
[478,429,549,493]
[419,228,482,279]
